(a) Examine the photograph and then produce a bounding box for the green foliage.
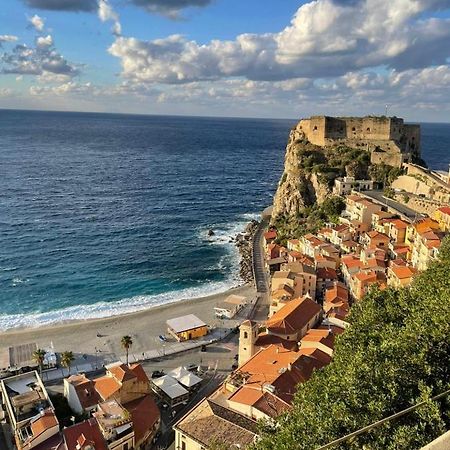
[272,196,345,241]
[255,240,450,450]
[369,163,404,187]
[384,187,395,198]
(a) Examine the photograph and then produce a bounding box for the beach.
[0,284,256,362]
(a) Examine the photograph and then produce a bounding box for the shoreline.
[0,283,256,358]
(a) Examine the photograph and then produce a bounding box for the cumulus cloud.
[130,0,212,18]
[98,0,121,36]
[0,35,19,43]
[29,14,45,31]
[36,35,53,48]
[109,0,450,85]
[23,0,97,12]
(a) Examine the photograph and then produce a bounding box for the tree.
[121,335,133,365]
[60,351,75,376]
[32,348,46,377]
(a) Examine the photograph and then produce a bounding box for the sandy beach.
[0,284,256,362]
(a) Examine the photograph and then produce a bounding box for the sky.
[0,0,450,120]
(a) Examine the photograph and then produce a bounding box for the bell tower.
[238,320,259,367]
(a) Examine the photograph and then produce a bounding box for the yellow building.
[166,314,208,341]
[405,218,440,247]
[433,206,450,232]
[387,266,417,288]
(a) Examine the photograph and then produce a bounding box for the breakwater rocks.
[234,219,259,283]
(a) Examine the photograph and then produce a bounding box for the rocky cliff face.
[271,127,332,220]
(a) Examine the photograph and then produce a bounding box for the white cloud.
[29,14,45,32]
[36,34,53,48]
[0,35,19,43]
[98,0,121,36]
[109,0,450,85]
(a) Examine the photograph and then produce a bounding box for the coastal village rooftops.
[228,386,291,418]
[390,219,409,229]
[264,230,277,240]
[166,314,206,334]
[316,267,338,280]
[272,284,295,299]
[325,283,349,303]
[254,333,298,350]
[266,296,321,336]
[126,394,160,444]
[30,409,58,436]
[281,261,316,275]
[390,266,417,279]
[67,374,100,410]
[437,206,450,215]
[94,375,121,401]
[175,398,257,449]
[63,418,108,450]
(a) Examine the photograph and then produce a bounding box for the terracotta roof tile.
[94,375,121,401]
[63,418,108,450]
[125,395,160,444]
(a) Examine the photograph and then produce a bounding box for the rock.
[207,229,215,237]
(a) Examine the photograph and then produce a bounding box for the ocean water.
[0,112,449,330]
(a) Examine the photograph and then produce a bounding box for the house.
[214,294,247,319]
[410,229,445,271]
[271,265,317,305]
[350,270,386,301]
[348,219,370,239]
[93,400,135,450]
[93,362,151,404]
[0,371,59,450]
[263,230,277,246]
[340,239,360,254]
[63,418,108,450]
[341,254,363,285]
[286,238,301,252]
[265,296,322,342]
[174,398,257,450]
[345,196,382,225]
[314,254,339,270]
[64,373,100,415]
[433,206,450,232]
[166,314,208,342]
[329,224,352,246]
[405,218,441,247]
[324,282,350,320]
[387,219,409,244]
[371,210,396,231]
[316,267,338,298]
[387,266,417,288]
[361,230,390,249]
[333,176,374,196]
[299,233,326,258]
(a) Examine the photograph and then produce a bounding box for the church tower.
[238,320,259,367]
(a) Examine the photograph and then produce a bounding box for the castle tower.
[238,320,259,367]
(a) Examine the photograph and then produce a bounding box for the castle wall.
[296,116,421,168]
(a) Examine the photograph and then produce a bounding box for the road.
[252,218,269,294]
[361,190,424,221]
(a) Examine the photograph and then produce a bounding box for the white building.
[333,176,374,196]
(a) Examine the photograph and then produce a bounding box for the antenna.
[385,104,390,116]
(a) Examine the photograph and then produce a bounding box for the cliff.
[271,115,414,223]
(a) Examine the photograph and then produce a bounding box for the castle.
[297,116,420,167]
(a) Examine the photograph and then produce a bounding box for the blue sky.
[1,0,450,120]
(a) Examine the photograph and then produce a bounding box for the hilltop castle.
[297,116,420,167]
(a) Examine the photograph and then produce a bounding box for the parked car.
[151,370,165,378]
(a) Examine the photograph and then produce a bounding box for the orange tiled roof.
[437,206,450,215]
[125,394,160,444]
[264,230,277,240]
[67,374,100,410]
[130,364,150,384]
[30,410,58,437]
[390,266,417,279]
[266,296,321,335]
[109,363,136,382]
[316,267,338,280]
[94,375,121,401]
[63,418,108,450]
[390,219,409,229]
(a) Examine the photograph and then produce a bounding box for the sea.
[0,110,449,331]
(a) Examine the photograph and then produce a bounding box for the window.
[181,441,186,450]
[123,444,129,450]
[313,126,318,131]
[243,331,248,339]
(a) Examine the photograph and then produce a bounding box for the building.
[64,373,100,415]
[316,268,338,298]
[94,400,135,450]
[361,230,390,249]
[174,398,257,450]
[167,366,202,391]
[333,176,374,196]
[63,418,108,450]
[214,294,247,319]
[324,282,350,320]
[410,229,445,271]
[344,197,382,225]
[0,371,59,450]
[265,296,322,342]
[296,116,420,167]
[387,265,417,288]
[166,314,208,342]
[94,362,151,404]
[238,320,260,366]
[350,270,386,301]
[386,219,409,244]
[433,206,450,232]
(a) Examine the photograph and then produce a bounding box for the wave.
[0,212,258,331]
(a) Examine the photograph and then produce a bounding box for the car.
[158,335,167,342]
[151,370,165,378]
[200,344,207,352]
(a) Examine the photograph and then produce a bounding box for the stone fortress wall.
[296,116,420,167]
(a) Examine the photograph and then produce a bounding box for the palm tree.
[32,348,46,377]
[121,335,133,365]
[60,351,75,376]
